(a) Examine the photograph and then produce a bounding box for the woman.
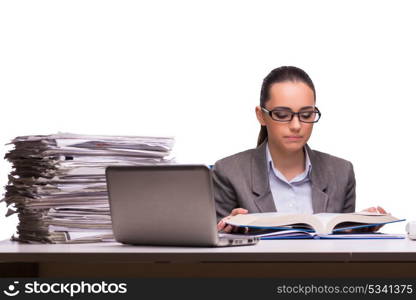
[214,66,385,232]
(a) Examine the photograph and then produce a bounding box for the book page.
[311,213,345,234]
[314,213,401,234]
[226,213,323,233]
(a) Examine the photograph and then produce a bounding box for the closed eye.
[273,111,291,119]
[300,111,314,118]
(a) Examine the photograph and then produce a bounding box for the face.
[255,81,316,153]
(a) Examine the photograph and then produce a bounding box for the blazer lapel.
[251,141,277,212]
[250,142,329,213]
[305,144,329,213]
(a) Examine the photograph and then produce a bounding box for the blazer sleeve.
[212,161,238,221]
[342,161,356,212]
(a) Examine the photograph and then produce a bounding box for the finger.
[377,206,387,214]
[367,226,379,232]
[364,207,377,212]
[358,227,372,233]
[217,220,225,231]
[368,224,383,232]
[230,208,248,216]
[230,208,247,216]
[233,226,248,234]
[231,226,240,233]
[223,225,233,233]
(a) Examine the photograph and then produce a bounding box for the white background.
[1,0,415,240]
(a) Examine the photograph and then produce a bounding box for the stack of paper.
[1,133,174,243]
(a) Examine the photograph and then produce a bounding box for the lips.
[284,136,303,141]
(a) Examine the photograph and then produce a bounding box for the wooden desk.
[1,239,416,277]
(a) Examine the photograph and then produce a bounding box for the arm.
[212,160,249,232]
[342,161,356,213]
[212,161,238,221]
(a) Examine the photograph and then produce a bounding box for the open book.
[225,212,406,239]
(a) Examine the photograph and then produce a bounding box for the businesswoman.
[214,66,386,232]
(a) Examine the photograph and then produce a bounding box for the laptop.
[105,164,259,247]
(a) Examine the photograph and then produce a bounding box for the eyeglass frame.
[261,106,322,123]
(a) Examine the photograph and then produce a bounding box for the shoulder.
[215,148,255,166]
[213,147,258,178]
[309,147,354,174]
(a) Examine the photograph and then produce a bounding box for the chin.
[282,142,305,152]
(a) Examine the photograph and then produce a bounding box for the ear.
[255,106,267,126]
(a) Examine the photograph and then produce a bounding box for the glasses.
[261,106,321,123]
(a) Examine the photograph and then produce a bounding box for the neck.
[268,141,306,173]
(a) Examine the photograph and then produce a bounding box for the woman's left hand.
[362,206,388,215]
[359,206,389,232]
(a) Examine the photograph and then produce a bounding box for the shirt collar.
[266,142,312,183]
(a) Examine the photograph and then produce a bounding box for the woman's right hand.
[217,208,248,233]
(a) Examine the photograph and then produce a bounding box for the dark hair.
[257,66,316,146]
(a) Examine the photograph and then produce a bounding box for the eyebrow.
[271,106,314,111]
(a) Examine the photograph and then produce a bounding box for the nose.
[289,115,302,131]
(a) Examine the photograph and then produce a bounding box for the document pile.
[1,133,174,243]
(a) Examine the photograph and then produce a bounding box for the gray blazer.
[212,141,356,220]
